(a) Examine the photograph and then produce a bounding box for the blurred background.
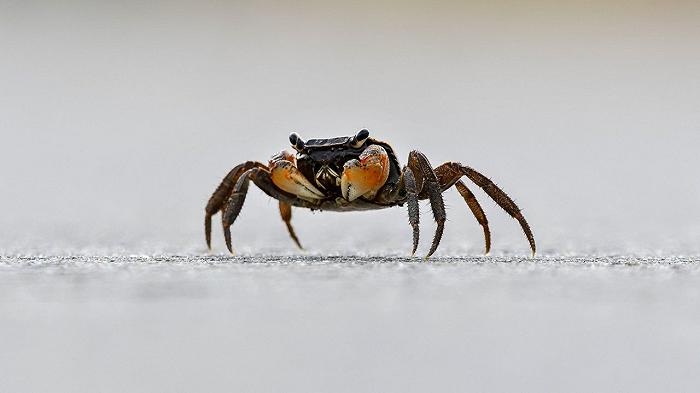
[1,0,699,255]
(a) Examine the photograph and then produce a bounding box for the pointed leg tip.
[425,244,440,260]
[294,238,304,250]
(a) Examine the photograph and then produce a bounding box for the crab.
[205,129,536,257]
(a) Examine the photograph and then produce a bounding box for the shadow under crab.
[205,129,536,258]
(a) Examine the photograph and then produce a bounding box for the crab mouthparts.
[314,165,341,191]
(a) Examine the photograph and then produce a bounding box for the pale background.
[2,0,699,256]
[2,2,700,393]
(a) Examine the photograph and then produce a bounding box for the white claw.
[340,145,390,202]
[341,159,360,201]
[271,161,325,200]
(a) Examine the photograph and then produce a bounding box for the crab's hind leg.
[406,151,446,259]
[402,166,420,256]
[434,162,536,256]
[205,161,268,249]
[279,201,303,249]
[454,180,491,255]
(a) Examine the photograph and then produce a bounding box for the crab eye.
[289,132,305,150]
[351,129,370,148]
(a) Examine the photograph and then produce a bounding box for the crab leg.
[221,169,254,253]
[433,162,536,256]
[279,201,303,249]
[205,161,268,249]
[221,167,308,253]
[455,180,491,255]
[407,151,446,258]
[402,166,420,256]
[340,144,390,201]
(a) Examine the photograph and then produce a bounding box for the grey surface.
[1,255,700,393]
[2,255,700,392]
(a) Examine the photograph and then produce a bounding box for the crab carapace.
[205,129,536,258]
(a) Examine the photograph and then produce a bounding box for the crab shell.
[294,135,402,206]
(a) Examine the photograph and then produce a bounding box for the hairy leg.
[222,168,308,253]
[455,180,491,254]
[434,162,536,256]
[407,151,446,258]
[205,161,267,249]
[402,166,420,255]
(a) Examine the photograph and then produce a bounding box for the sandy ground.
[2,255,699,393]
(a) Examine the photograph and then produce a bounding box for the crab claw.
[270,160,325,201]
[269,150,296,166]
[341,144,390,202]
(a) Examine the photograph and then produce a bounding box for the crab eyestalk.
[350,129,370,148]
[289,132,305,151]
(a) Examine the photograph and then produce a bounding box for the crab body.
[293,136,403,210]
[297,138,399,199]
[205,129,536,257]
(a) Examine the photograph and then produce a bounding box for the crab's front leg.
[205,161,268,249]
[269,150,325,201]
[221,166,313,253]
[340,145,390,201]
